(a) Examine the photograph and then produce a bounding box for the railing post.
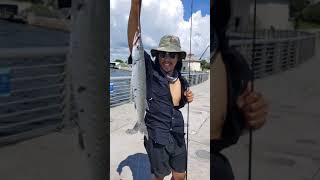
[61,51,72,129]
[294,39,300,67]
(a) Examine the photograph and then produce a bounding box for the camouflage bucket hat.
[151,35,186,59]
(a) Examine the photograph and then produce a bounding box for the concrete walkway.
[222,41,320,180]
[110,79,210,180]
[0,78,209,180]
[1,40,318,180]
[0,128,91,180]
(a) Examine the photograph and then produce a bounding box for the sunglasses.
[158,51,178,59]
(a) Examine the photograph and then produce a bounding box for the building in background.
[253,0,292,30]
[230,0,292,31]
[182,54,202,72]
[230,0,251,32]
[0,0,32,19]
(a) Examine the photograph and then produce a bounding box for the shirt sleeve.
[127,50,154,80]
[143,50,154,81]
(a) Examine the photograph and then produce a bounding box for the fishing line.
[186,0,193,179]
[249,0,257,180]
[198,45,210,61]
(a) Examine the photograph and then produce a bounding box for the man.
[128,0,193,179]
[211,0,268,179]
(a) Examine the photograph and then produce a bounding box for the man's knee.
[171,170,186,180]
[152,174,164,180]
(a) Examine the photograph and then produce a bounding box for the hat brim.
[151,48,186,59]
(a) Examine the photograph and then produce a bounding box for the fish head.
[132,31,142,64]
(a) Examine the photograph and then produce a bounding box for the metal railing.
[0,30,317,144]
[229,32,316,79]
[229,29,313,40]
[110,72,209,107]
[0,47,69,144]
[110,76,132,108]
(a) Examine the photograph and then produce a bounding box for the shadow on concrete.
[117,153,152,180]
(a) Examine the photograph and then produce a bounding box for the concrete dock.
[0,41,319,180]
[110,78,210,180]
[0,77,210,180]
[223,42,320,180]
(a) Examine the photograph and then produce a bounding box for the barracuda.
[126,30,148,135]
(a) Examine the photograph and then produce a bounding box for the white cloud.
[110,0,210,62]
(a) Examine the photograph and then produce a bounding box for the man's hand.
[184,89,193,103]
[237,82,268,130]
[128,0,142,53]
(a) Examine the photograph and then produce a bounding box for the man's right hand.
[132,0,141,4]
[128,0,142,53]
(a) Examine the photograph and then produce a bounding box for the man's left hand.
[184,89,193,103]
[237,82,268,130]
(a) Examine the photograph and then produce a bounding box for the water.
[1,20,130,79]
[110,69,131,77]
[0,20,69,48]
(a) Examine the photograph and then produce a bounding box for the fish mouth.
[133,32,141,46]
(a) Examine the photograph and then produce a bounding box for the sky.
[182,0,210,20]
[110,0,210,62]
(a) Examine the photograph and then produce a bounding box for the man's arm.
[128,0,142,53]
[211,52,228,140]
[210,50,268,139]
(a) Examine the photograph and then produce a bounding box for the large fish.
[126,30,149,135]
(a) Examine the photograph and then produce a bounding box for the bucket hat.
[151,35,186,59]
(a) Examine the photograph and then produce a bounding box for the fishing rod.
[186,0,194,179]
[198,44,210,61]
[249,0,257,180]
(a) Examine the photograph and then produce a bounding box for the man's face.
[158,51,178,73]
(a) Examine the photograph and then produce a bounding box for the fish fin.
[137,121,148,135]
[126,121,139,134]
[126,127,138,134]
[126,117,148,136]
[128,55,132,64]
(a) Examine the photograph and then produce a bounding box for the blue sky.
[110,0,210,61]
[182,0,210,21]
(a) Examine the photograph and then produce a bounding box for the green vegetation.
[25,4,60,18]
[297,20,320,29]
[290,0,309,16]
[14,0,44,4]
[114,59,129,68]
[200,59,210,71]
[115,59,124,63]
[290,0,320,28]
[301,3,320,24]
[119,63,129,68]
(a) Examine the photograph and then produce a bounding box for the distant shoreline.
[0,15,69,32]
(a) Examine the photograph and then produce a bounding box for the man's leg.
[152,174,164,180]
[168,135,187,180]
[144,136,171,179]
[171,169,185,180]
[211,151,235,180]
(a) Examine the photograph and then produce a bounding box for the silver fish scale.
[131,32,148,135]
